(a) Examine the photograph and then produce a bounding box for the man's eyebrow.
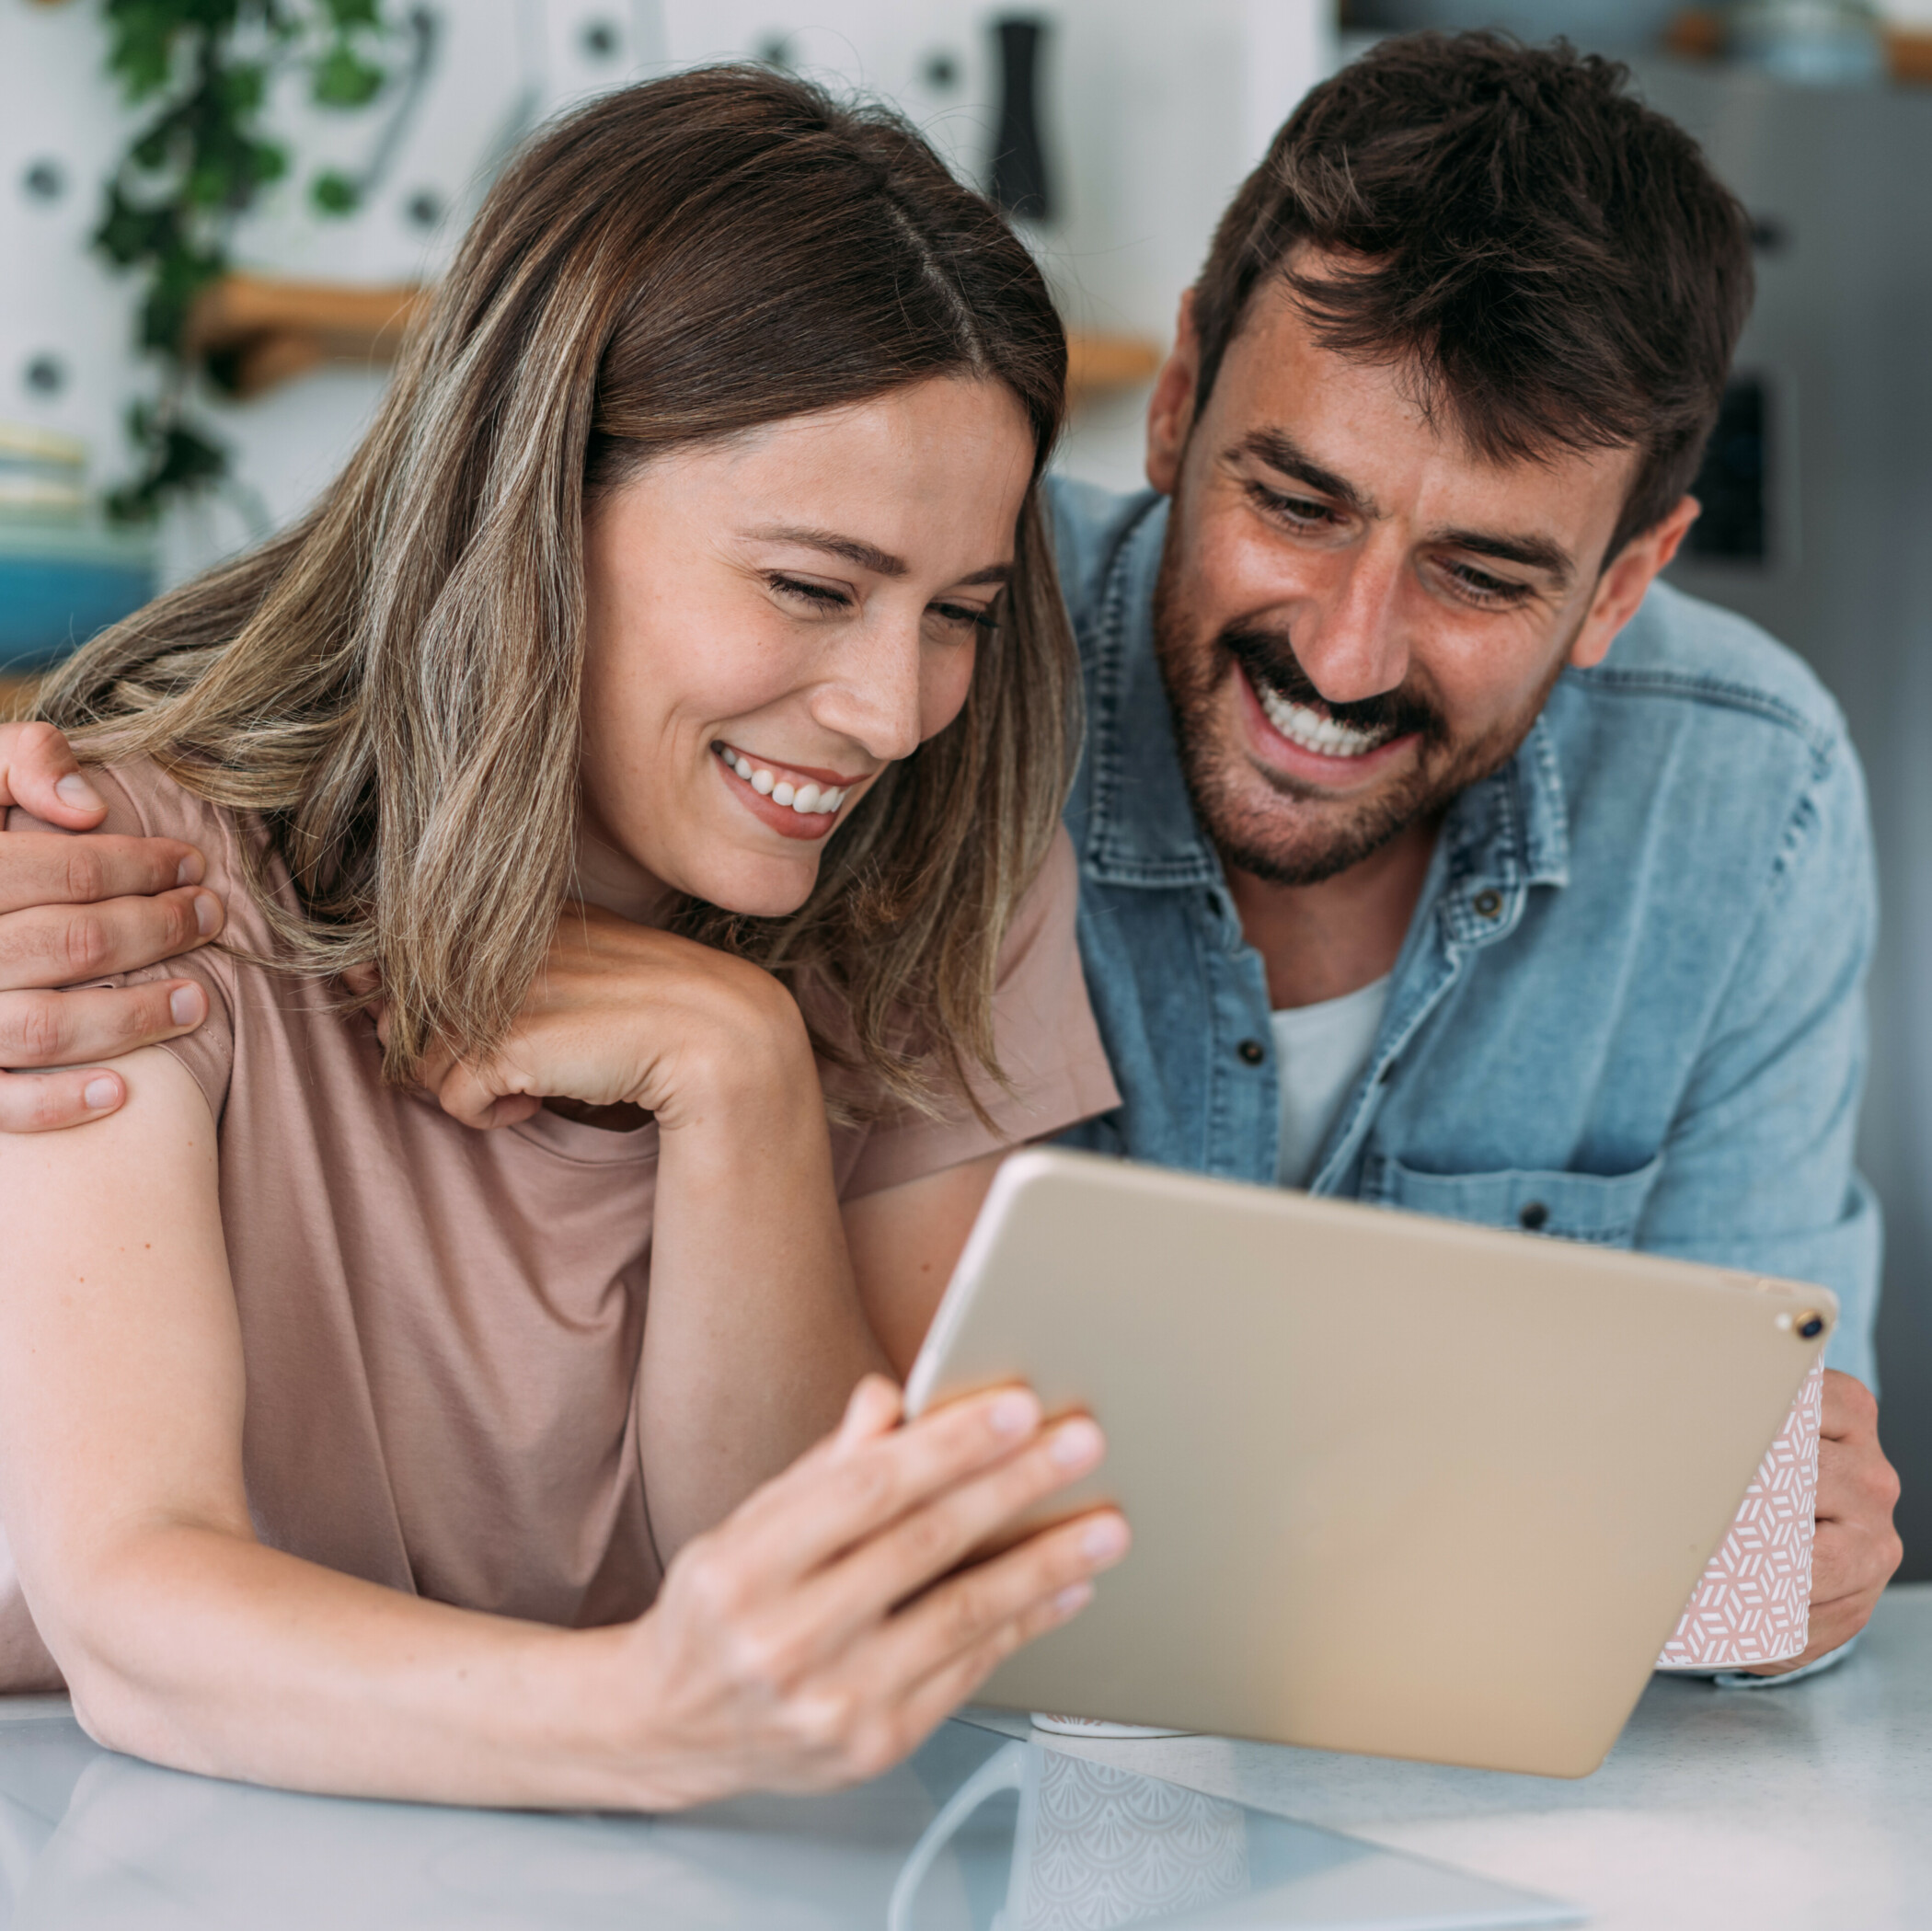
[1433,526,1575,589]
[744,523,1012,589]
[1231,430,1380,520]
[1234,431,1575,590]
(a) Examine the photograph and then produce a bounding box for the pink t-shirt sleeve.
[837,825,1120,1200]
[6,759,237,1126]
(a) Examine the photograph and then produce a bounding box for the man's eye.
[769,573,851,610]
[1443,561,1529,605]
[1248,481,1335,529]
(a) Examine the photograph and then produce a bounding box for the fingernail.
[55,773,103,810]
[194,892,219,936]
[83,1076,119,1110]
[1053,1580,1094,1618]
[1082,1515,1129,1562]
[175,853,204,886]
[989,1389,1041,1437]
[169,984,202,1026]
[1051,1418,1104,1468]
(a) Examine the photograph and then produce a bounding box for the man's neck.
[1225,816,1440,1011]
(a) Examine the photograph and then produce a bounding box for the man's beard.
[1150,526,1563,888]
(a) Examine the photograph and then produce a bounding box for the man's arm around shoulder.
[0,720,223,1131]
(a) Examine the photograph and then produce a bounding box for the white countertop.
[974,1580,1932,1929]
[3,1585,1925,1927]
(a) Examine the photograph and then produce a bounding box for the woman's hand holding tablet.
[612,1376,1129,1808]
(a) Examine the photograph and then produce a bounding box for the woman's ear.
[1144,291,1202,497]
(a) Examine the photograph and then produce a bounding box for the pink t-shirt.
[0,761,1119,1691]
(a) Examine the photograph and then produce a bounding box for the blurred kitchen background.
[5,0,1932,1577]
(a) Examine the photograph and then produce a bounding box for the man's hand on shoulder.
[0,720,224,1132]
[1743,1368,1903,1675]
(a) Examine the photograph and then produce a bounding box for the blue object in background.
[0,524,156,672]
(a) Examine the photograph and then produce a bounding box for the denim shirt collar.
[1079,491,1571,931]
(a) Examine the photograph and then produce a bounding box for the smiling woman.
[0,68,1125,1812]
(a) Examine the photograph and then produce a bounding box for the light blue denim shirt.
[1048,480,1881,1388]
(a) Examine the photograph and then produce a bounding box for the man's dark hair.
[1192,32,1754,562]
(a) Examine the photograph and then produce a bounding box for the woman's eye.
[1248,481,1336,530]
[769,573,852,611]
[931,601,999,634]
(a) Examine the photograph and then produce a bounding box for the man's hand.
[0,720,224,1132]
[1744,1368,1903,1675]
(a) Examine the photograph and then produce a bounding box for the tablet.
[903,1149,1835,1778]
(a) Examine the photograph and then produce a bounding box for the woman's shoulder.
[81,755,240,851]
[82,757,289,942]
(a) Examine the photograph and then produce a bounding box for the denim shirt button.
[1473,888,1504,920]
[1519,1201,1550,1231]
[1236,1038,1266,1065]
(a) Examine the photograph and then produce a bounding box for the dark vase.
[990,16,1053,224]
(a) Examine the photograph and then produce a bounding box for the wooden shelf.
[1665,9,1932,82]
[1067,331,1164,401]
[188,272,1161,406]
[188,274,430,400]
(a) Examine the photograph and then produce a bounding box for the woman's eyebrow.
[743,524,1013,587]
[745,524,908,577]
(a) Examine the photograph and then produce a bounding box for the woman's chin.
[680,850,822,920]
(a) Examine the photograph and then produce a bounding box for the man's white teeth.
[719,747,845,815]
[1255,679,1389,758]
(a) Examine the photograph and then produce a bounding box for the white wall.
[0,0,1332,581]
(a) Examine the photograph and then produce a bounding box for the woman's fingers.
[807,1509,1126,1787]
[779,1414,1110,1671]
[432,1052,541,1129]
[717,1383,1052,1592]
[850,1564,1103,1776]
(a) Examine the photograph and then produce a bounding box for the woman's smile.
[711,739,867,840]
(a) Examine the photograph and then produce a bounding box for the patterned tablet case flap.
[1656,1359,1823,1670]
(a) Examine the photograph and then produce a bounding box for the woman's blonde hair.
[38,66,1078,1113]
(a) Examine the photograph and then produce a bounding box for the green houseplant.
[93,0,395,522]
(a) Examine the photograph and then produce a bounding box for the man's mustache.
[1220,625,1445,746]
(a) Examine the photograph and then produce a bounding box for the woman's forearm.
[64,1523,653,1809]
[639,1037,889,1557]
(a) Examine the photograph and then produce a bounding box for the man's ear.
[1568,495,1701,671]
[1144,290,1202,496]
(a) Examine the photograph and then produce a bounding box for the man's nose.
[1293,542,1410,704]
[812,616,926,764]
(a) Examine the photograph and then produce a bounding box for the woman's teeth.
[716,745,845,816]
[1255,677,1391,758]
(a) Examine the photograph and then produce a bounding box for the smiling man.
[1049,33,1901,1672]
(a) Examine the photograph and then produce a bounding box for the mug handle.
[886,1738,1029,1931]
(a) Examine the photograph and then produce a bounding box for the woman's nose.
[813,619,926,764]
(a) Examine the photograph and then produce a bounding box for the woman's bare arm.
[421,906,893,1558]
[0,1048,1125,1808]
[844,1153,1005,1378]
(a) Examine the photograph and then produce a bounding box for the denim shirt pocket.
[1364,1154,1666,1247]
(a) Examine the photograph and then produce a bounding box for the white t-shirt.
[1271,975,1392,1190]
